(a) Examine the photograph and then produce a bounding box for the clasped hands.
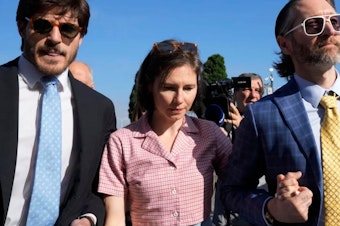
[266,171,313,223]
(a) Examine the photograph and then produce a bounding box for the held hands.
[225,103,243,128]
[267,171,313,223]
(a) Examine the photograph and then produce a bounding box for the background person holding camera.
[227,73,264,130]
[212,73,264,226]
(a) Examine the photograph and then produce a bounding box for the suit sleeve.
[82,101,116,226]
[220,106,271,226]
[56,97,117,226]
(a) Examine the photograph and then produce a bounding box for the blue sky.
[1,1,339,128]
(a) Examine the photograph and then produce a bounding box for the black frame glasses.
[284,14,340,37]
[25,17,82,39]
[153,42,198,53]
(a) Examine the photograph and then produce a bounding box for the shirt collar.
[18,54,68,91]
[294,71,340,108]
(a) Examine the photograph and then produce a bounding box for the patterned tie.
[320,92,340,225]
[26,76,62,226]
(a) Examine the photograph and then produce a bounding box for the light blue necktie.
[27,76,62,226]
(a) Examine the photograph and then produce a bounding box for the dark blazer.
[0,58,117,226]
[221,78,323,226]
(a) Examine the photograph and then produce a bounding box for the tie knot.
[320,94,338,109]
[41,76,58,88]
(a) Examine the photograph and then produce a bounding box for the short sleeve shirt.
[98,114,232,226]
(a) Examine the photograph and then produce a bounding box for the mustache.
[38,46,65,56]
[317,36,340,48]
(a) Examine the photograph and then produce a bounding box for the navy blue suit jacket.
[0,58,117,225]
[221,78,323,225]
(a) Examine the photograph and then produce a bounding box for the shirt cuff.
[79,213,97,225]
[262,197,274,226]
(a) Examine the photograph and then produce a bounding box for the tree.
[203,54,228,83]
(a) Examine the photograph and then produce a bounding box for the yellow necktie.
[320,93,340,225]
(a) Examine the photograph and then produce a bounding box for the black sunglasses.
[25,17,82,39]
[153,42,198,53]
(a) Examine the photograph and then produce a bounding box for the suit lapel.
[274,79,322,189]
[0,62,19,223]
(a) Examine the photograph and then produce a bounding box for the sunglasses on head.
[153,42,198,53]
[284,14,340,37]
[25,17,82,39]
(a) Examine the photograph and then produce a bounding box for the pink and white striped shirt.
[98,114,232,226]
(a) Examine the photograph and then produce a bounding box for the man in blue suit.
[221,0,340,225]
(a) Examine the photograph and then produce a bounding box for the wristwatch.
[265,205,275,225]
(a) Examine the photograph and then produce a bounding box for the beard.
[23,39,78,76]
[292,36,340,67]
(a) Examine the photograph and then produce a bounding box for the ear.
[277,35,292,55]
[17,21,26,38]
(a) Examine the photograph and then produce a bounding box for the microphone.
[205,104,225,127]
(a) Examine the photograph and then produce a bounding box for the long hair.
[273,0,300,77]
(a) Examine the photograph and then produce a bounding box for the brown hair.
[136,39,203,115]
[16,0,90,37]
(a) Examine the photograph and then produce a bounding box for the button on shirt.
[98,114,232,226]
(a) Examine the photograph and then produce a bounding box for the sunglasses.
[153,42,198,53]
[284,14,340,37]
[25,17,82,39]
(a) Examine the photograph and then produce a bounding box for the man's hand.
[267,171,313,223]
[226,102,243,127]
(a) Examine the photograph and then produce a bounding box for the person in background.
[69,61,95,89]
[0,0,116,225]
[98,39,232,225]
[227,73,264,129]
[221,0,340,225]
[213,73,264,226]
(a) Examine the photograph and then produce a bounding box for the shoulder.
[0,58,19,78]
[186,116,228,138]
[186,116,218,131]
[70,76,114,108]
[111,117,148,139]
[249,79,300,111]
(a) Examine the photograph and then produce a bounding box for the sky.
[1,0,339,128]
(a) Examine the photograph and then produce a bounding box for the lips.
[40,47,65,57]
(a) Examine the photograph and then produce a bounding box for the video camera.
[203,77,251,126]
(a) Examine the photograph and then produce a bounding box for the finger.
[285,171,302,180]
[277,174,285,183]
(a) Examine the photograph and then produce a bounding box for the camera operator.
[213,73,264,226]
[227,73,264,131]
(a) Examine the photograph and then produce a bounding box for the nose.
[249,89,260,100]
[174,90,184,103]
[48,25,62,43]
[323,19,337,35]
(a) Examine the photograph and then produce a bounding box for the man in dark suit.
[221,0,340,225]
[0,0,116,225]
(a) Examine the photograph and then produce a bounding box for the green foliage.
[203,54,227,83]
